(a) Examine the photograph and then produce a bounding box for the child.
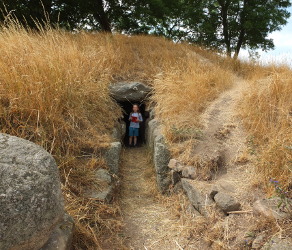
[129,104,143,147]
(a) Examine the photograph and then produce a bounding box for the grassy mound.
[0,25,233,248]
[0,22,290,248]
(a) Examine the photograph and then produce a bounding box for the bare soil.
[120,147,195,249]
[118,77,266,249]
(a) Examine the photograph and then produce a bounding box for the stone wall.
[84,121,124,203]
[146,118,171,193]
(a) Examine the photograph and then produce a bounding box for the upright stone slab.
[0,133,65,250]
[109,82,152,102]
[147,119,160,151]
[112,121,126,141]
[104,142,122,175]
[154,140,171,193]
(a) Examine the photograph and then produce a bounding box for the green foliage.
[270,179,291,215]
[0,0,291,56]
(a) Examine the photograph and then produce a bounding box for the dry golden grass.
[0,24,124,249]
[239,66,292,194]
[1,19,290,249]
[0,22,234,248]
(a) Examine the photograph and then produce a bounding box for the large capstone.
[109,82,152,102]
[0,133,65,250]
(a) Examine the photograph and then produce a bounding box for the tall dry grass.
[0,19,290,248]
[239,66,292,194]
[0,24,125,249]
[0,22,234,248]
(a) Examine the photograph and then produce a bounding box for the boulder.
[0,133,65,250]
[181,178,214,215]
[41,213,74,250]
[104,142,122,175]
[168,159,184,172]
[154,142,171,193]
[96,168,112,183]
[214,192,241,213]
[253,198,290,220]
[262,237,292,250]
[182,166,197,179]
[109,82,152,102]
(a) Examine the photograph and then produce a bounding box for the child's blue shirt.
[129,112,143,128]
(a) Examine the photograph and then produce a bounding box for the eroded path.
[120,147,191,250]
[194,77,261,207]
[119,77,261,249]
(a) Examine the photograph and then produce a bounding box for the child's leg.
[134,136,137,146]
[129,136,133,145]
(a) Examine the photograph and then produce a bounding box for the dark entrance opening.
[118,101,148,147]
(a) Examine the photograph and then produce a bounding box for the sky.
[239,7,292,65]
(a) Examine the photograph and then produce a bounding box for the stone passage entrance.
[109,82,152,147]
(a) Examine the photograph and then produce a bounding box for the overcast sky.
[240,7,292,65]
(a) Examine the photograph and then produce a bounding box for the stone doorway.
[109,82,152,147]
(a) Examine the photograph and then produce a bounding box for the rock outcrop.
[109,82,152,102]
[0,133,67,250]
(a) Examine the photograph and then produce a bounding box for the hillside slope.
[0,24,290,249]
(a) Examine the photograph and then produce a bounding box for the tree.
[191,0,291,58]
[0,0,53,28]
[1,0,291,58]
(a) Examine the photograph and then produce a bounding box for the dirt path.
[194,77,262,207]
[119,77,261,249]
[120,147,192,250]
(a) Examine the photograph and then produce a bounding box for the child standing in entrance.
[129,104,143,147]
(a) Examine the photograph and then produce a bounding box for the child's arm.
[138,114,143,122]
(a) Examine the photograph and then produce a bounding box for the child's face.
[133,105,139,112]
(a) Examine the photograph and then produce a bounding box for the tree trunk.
[94,0,112,32]
[233,29,244,59]
[218,0,231,57]
[234,0,248,59]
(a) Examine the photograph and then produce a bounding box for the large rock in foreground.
[0,133,65,250]
[109,82,152,102]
